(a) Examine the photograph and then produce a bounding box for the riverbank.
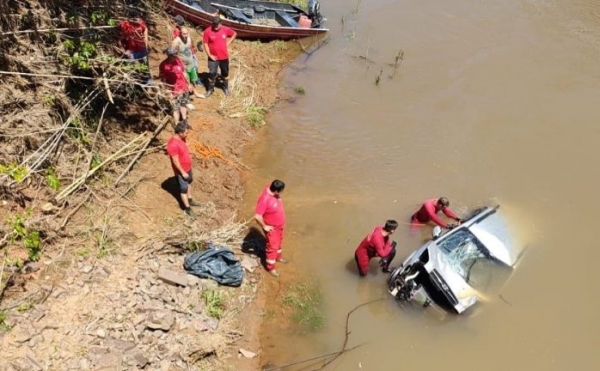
[0,4,313,369]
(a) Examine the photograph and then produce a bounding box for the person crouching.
[354,220,398,277]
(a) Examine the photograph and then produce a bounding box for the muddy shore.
[0,11,312,370]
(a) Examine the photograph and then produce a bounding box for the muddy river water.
[245,0,600,370]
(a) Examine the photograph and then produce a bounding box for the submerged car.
[388,205,522,314]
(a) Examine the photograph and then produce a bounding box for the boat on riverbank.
[166,0,328,40]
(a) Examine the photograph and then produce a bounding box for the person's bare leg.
[181,192,190,209]
[173,109,181,124]
[180,106,188,121]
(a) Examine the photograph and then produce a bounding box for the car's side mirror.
[432,226,442,240]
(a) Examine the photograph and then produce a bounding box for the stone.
[108,338,136,353]
[132,351,149,368]
[160,360,171,371]
[240,256,259,273]
[158,268,188,287]
[239,348,257,359]
[79,358,90,370]
[199,279,218,291]
[22,262,39,274]
[145,311,175,331]
[25,350,44,370]
[81,265,93,274]
[97,329,106,338]
[96,352,123,370]
[186,274,202,287]
[13,326,32,343]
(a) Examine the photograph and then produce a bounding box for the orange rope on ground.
[190,141,245,172]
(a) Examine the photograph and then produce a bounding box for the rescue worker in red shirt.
[354,220,398,277]
[119,10,151,84]
[254,180,286,277]
[166,122,201,217]
[411,197,462,229]
[202,16,236,97]
[159,47,192,125]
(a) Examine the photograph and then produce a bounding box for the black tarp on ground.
[184,245,244,287]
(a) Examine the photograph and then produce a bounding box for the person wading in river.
[411,197,462,229]
[354,220,398,277]
[254,180,286,277]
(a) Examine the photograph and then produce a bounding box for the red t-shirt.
[159,57,188,95]
[172,27,181,39]
[166,136,192,173]
[202,26,235,60]
[255,186,286,228]
[355,226,393,259]
[412,198,458,228]
[119,20,147,52]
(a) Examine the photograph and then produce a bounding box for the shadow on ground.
[241,226,266,268]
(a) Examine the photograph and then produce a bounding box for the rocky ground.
[0,6,317,370]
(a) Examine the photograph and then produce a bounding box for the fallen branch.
[59,191,92,230]
[55,133,148,201]
[1,25,117,36]
[114,115,170,185]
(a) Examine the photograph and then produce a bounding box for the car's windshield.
[437,229,511,293]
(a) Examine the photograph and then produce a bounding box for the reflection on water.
[247,0,600,370]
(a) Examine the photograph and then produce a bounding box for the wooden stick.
[55,133,148,201]
[102,74,114,104]
[1,25,117,36]
[114,116,170,185]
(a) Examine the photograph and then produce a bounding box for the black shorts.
[176,169,193,193]
[208,59,229,79]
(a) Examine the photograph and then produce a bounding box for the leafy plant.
[24,231,42,261]
[62,39,98,71]
[246,105,267,128]
[5,212,42,262]
[0,311,11,332]
[45,167,61,190]
[17,303,33,313]
[294,86,306,95]
[282,282,324,332]
[0,163,29,183]
[202,289,225,319]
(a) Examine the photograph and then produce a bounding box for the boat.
[166,0,328,40]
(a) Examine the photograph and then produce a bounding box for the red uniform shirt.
[255,186,286,228]
[412,198,458,228]
[119,20,147,53]
[355,226,393,260]
[159,57,188,95]
[166,136,192,173]
[202,26,235,60]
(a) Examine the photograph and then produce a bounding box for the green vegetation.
[45,167,61,190]
[0,163,29,183]
[4,212,42,262]
[0,311,10,331]
[16,303,33,313]
[202,289,225,319]
[247,105,267,127]
[294,86,306,95]
[282,282,324,332]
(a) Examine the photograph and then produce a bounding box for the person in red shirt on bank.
[166,122,201,217]
[202,16,236,97]
[159,47,191,125]
[411,197,462,229]
[119,10,152,84]
[254,180,286,277]
[354,221,398,277]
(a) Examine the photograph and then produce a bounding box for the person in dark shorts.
[159,47,191,125]
[202,16,236,97]
[166,122,201,217]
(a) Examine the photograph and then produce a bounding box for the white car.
[388,206,523,314]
